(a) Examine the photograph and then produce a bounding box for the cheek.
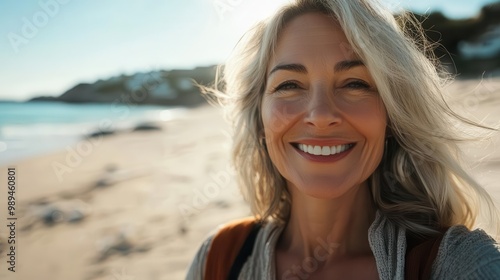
[337,97,387,134]
[261,98,304,175]
[362,108,386,142]
[364,99,387,138]
[261,97,304,139]
[353,100,387,170]
[337,97,387,160]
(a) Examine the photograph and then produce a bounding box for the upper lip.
[291,138,356,146]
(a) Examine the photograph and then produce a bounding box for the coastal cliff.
[29,66,216,107]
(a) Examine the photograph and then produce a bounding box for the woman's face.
[261,12,387,199]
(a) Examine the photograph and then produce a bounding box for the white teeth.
[297,143,352,156]
[313,146,322,155]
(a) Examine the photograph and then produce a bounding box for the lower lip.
[292,144,355,163]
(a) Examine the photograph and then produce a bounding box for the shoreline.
[0,103,189,167]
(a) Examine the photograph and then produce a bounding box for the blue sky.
[0,0,498,101]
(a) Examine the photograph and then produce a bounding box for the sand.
[0,78,499,280]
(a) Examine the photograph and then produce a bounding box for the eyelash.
[272,80,371,93]
[273,81,300,92]
[345,80,371,89]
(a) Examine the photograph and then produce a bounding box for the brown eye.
[273,81,300,92]
[344,80,370,89]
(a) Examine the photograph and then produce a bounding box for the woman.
[187,0,500,279]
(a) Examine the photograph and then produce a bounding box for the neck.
[278,182,376,260]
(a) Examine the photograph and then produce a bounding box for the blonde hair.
[205,0,499,238]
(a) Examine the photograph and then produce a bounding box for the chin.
[289,177,359,200]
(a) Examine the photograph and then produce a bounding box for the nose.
[303,87,342,129]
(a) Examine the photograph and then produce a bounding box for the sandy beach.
[0,78,499,280]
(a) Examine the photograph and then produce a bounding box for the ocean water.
[0,101,186,166]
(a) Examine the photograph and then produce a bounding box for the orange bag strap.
[405,229,447,280]
[204,217,260,280]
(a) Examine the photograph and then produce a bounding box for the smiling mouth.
[291,143,355,156]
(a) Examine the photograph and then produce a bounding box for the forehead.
[271,12,357,65]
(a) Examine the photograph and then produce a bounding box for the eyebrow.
[268,60,365,78]
[268,63,307,77]
[334,60,365,72]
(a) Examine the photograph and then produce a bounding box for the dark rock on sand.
[27,200,91,227]
[96,231,151,262]
[132,122,162,132]
[41,206,65,225]
[87,129,115,138]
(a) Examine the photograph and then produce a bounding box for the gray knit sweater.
[186,212,500,279]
